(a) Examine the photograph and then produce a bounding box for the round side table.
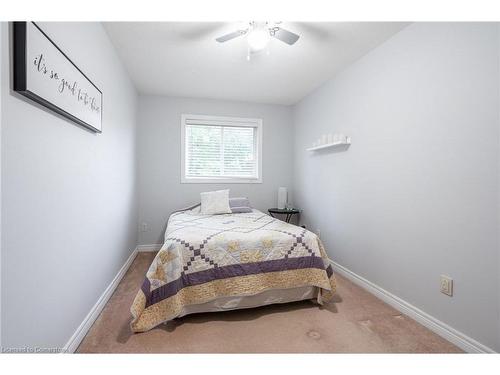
[268,208,300,223]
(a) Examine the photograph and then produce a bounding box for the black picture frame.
[13,22,103,133]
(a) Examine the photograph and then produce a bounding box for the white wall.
[1,22,138,349]
[0,22,3,348]
[138,96,293,245]
[498,23,500,350]
[293,23,500,351]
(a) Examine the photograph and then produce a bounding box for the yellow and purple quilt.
[131,207,336,332]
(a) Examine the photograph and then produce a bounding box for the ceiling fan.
[215,22,300,58]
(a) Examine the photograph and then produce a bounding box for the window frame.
[181,114,263,184]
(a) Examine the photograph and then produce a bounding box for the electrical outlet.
[140,222,149,232]
[440,275,453,296]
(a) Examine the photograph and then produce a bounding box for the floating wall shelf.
[306,137,351,152]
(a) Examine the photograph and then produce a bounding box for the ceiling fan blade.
[215,30,247,43]
[272,27,300,45]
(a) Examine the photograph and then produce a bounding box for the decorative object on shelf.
[13,22,103,133]
[268,207,300,223]
[277,187,288,209]
[307,134,351,152]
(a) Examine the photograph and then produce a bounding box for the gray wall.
[138,96,293,245]
[1,23,138,349]
[293,23,500,351]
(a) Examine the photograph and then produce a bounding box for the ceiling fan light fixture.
[215,22,299,60]
[247,27,270,52]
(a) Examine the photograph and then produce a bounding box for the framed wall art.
[13,22,103,132]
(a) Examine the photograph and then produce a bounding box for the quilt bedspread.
[130,208,336,332]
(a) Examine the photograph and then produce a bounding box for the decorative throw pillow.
[229,197,253,213]
[200,190,232,215]
[230,206,253,213]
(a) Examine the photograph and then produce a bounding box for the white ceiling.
[104,22,409,105]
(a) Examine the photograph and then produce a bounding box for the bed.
[130,206,337,332]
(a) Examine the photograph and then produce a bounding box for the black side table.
[268,208,300,223]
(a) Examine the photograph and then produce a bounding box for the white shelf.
[306,138,351,152]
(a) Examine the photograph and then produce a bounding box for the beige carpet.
[77,252,462,353]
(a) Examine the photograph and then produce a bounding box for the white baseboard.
[136,243,162,252]
[330,261,496,353]
[61,247,495,353]
[62,248,139,353]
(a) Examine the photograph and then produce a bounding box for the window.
[181,114,263,183]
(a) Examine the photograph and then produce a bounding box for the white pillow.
[200,189,232,215]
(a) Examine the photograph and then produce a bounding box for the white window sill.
[181,177,262,184]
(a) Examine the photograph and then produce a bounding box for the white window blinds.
[182,115,262,183]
